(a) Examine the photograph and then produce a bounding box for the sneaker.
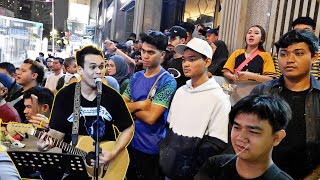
[10,141,26,148]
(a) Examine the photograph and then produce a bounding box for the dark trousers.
[126,146,164,180]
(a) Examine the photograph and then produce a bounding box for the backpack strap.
[234,50,261,73]
[147,71,168,99]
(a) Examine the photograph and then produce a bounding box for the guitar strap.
[71,82,81,146]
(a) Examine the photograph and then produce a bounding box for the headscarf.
[208,40,229,76]
[109,55,129,84]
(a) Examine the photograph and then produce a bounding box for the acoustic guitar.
[6,123,129,180]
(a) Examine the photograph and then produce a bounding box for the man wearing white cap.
[159,38,231,179]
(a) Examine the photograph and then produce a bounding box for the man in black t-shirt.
[37,45,134,169]
[250,30,320,179]
[165,25,190,88]
[195,95,293,180]
[9,59,44,122]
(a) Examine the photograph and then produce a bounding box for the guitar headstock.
[6,123,35,136]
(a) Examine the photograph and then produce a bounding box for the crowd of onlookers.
[0,15,320,180]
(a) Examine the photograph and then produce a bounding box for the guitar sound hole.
[85,152,95,167]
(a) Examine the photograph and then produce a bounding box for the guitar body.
[76,136,129,180]
[6,123,130,180]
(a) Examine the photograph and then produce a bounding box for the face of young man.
[46,58,53,70]
[52,59,63,72]
[182,49,211,78]
[141,42,165,69]
[23,98,47,120]
[206,33,218,44]
[231,113,285,162]
[16,63,37,86]
[278,42,317,80]
[168,36,185,51]
[79,54,105,89]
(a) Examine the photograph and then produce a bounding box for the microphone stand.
[94,81,102,180]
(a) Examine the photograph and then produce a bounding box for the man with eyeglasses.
[164,26,190,88]
[159,38,230,179]
[123,30,177,179]
[250,30,320,179]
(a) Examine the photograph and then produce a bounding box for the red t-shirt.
[0,102,21,124]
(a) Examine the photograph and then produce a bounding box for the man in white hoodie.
[160,38,231,179]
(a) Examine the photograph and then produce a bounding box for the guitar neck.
[35,131,87,157]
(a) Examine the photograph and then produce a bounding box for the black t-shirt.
[49,82,133,142]
[235,54,265,74]
[195,155,293,180]
[165,57,190,89]
[275,87,309,179]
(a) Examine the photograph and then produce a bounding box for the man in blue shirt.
[123,30,177,179]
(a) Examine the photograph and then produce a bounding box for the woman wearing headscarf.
[107,55,130,94]
[208,40,229,76]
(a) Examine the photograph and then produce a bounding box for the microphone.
[95,78,102,95]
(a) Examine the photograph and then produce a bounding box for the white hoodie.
[168,78,231,143]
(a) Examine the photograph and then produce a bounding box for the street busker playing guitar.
[36,45,134,180]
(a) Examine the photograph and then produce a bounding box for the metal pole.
[52,0,55,54]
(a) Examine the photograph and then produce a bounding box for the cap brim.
[174,44,188,55]
[165,32,176,38]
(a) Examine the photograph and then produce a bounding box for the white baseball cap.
[175,38,213,59]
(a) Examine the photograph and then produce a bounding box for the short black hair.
[0,62,16,75]
[140,30,168,51]
[63,57,75,68]
[291,16,316,30]
[275,30,318,56]
[179,22,195,34]
[23,59,44,84]
[54,57,64,64]
[229,95,292,133]
[129,32,137,40]
[76,45,104,68]
[39,52,44,57]
[23,86,54,110]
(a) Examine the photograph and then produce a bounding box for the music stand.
[8,151,89,180]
